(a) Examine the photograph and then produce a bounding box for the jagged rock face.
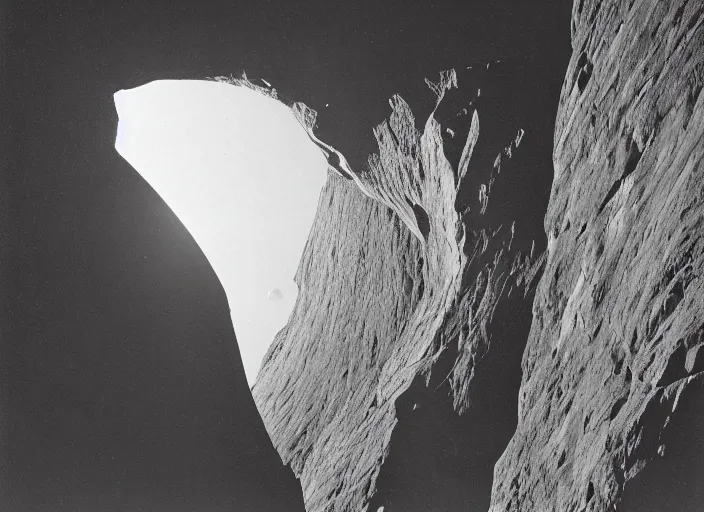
[490,1,704,511]
[252,69,542,512]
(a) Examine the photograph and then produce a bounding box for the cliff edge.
[490,0,704,510]
[247,64,546,511]
[244,0,703,510]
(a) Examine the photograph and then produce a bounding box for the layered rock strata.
[243,68,544,512]
[222,1,703,511]
[490,0,704,510]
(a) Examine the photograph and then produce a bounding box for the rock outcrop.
[244,0,703,511]
[245,65,546,512]
[490,0,704,510]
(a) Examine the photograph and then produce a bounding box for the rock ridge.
[490,0,704,510]
[231,67,544,511]
[221,1,704,506]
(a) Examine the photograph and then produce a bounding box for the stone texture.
[248,69,543,512]
[490,1,704,510]
[238,1,703,510]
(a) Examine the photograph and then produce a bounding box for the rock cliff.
[491,0,704,510]
[248,0,704,510]
[246,64,547,511]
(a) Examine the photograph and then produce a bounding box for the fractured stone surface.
[237,1,703,510]
[490,1,704,510]
[248,68,543,512]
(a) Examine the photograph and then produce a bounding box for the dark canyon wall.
[251,0,704,511]
[490,0,704,510]
[251,64,550,512]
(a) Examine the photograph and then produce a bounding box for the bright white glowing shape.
[114,79,327,385]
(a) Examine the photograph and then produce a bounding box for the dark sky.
[1,1,571,511]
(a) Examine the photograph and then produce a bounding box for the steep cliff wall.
[250,65,547,512]
[249,1,703,511]
[490,1,704,510]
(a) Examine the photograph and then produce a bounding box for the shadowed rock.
[223,2,704,510]
[489,1,704,510]
[240,68,544,512]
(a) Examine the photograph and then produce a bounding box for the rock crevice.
[245,67,542,512]
[490,1,704,510]
[229,0,703,510]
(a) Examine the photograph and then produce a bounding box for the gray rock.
[239,1,703,510]
[490,0,704,510]
[250,69,541,512]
